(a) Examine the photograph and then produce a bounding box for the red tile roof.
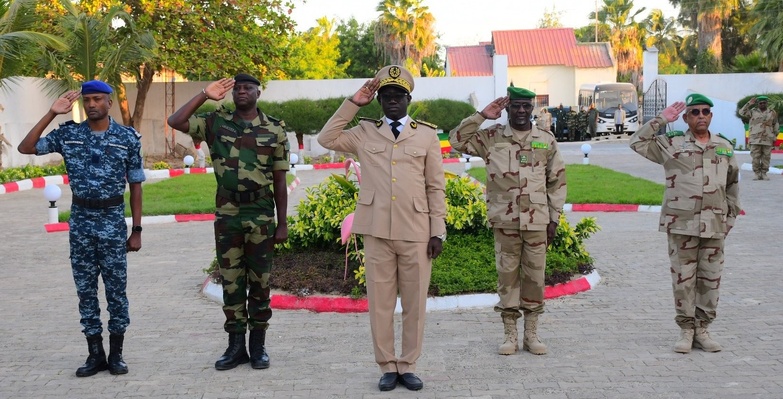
[446,44,493,77]
[445,28,614,76]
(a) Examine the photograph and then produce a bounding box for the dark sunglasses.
[509,102,534,111]
[689,108,711,116]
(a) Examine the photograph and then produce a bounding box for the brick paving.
[1,140,782,398]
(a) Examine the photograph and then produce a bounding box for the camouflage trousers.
[214,207,275,333]
[667,234,724,329]
[493,229,547,317]
[69,205,129,337]
[750,144,772,174]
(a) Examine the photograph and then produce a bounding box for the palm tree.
[591,0,646,85]
[750,0,783,71]
[39,0,155,125]
[669,0,739,72]
[0,0,65,86]
[644,9,679,56]
[374,0,436,75]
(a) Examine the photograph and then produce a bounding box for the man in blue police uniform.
[18,80,145,377]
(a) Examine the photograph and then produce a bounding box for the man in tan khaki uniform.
[318,65,446,392]
[449,87,566,356]
[630,93,741,354]
[739,95,779,180]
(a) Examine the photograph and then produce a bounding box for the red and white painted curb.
[201,270,601,313]
[43,176,301,233]
[0,175,69,195]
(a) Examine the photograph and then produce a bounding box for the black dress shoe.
[398,373,424,391]
[378,372,398,391]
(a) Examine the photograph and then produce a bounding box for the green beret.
[685,93,713,107]
[757,95,769,101]
[508,87,536,100]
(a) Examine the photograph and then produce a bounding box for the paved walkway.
[1,140,782,398]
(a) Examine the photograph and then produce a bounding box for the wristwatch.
[434,233,446,243]
[132,226,143,233]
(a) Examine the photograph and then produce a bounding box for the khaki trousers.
[750,144,772,174]
[364,235,431,374]
[493,229,547,316]
[667,234,724,328]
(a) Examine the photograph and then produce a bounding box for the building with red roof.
[445,28,616,107]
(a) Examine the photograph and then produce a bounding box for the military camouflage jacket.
[36,118,146,199]
[450,112,567,231]
[630,115,741,238]
[188,106,289,212]
[739,102,779,145]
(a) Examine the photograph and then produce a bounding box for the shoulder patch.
[359,117,382,128]
[415,120,437,130]
[666,130,684,138]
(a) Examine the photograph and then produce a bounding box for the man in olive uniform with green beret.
[450,87,567,356]
[630,93,741,354]
[739,95,779,180]
[168,73,289,370]
[318,65,446,392]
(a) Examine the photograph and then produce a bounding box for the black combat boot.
[249,329,270,369]
[214,332,249,370]
[75,334,108,377]
[107,333,128,375]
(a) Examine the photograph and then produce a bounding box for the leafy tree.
[731,51,777,73]
[374,0,436,76]
[590,0,646,85]
[37,0,155,127]
[574,24,611,43]
[719,1,756,70]
[537,6,564,28]
[336,17,385,78]
[0,0,65,86]
[644,8,687,74]
[669,0,741,73]
[282,17,348,79]
[750,0,783,71]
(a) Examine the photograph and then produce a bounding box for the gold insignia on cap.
[390,66,401,78]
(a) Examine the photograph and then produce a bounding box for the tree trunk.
[698,11,722,65]
[130,64,156,130]
[116,83,132,126]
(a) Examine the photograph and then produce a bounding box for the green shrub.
[0,162,67,183]
[445,176,487,233]
[151,161,171,170]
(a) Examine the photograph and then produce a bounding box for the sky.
[290,0,680,47]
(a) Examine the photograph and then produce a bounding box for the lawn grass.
[467,164,665,205]
[59,173,296,221]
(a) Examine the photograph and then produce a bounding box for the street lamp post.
[581,143,592,165]
[43,184,62,224]
[183,155,194,173]
[289,153,299,176]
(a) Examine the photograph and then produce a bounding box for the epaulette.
[414,120,437,130]
[716,133,733,144]
[666,130,684,138]
[536,126,555,137]
[130,127,142,140]
[267,115,285,128]
[359,117,383,128]
[59,120,76,127]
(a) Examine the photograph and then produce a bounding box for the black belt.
[217,186,271,203]
[72,194,124,209]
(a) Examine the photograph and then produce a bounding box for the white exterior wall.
[1,61,510,167]
[507,65,615,107]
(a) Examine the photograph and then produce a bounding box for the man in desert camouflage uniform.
[739,95,779,180]
[450,87,567,356]
[0,129,11,169]
[630,93,741,354]
[168,73,289,371]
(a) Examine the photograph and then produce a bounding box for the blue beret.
[81,80,113,95]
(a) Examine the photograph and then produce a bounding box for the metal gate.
[643,78,667,132]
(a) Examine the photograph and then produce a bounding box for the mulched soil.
[268,249,595,297]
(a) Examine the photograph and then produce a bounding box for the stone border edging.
[201,270,601,313]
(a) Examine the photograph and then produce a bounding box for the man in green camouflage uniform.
[587,104,598,139]
[739,95,779,180]
[168,73,289,370]
[450,87,567,356]
[630,94,741,354]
